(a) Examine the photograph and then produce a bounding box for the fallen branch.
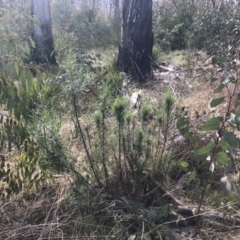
[152,179,185,206]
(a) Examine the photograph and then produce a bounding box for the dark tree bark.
[31,0,57,65]
[211,0,216,8]
[117,0,153,82]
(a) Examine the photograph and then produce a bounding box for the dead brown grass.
[0,176,72,239]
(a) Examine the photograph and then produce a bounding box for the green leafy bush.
[51,1,121,62]
[0,4,66,197]
[189,4,240,57]
[153,1,196,51]
[27,106,67,172]
[176,59,240,210]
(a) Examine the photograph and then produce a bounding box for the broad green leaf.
[214,83,225,93]
[200,117,221,131]
[210,97,225,107]
[223,132,239,148]
[221,73,235,84]
[24,44,30,56]
[216,151,229,165]
[211,78,218,82]
[177,117,189,128]
[206,183,211,191]
[182,125,192,138]
[215,57,230,64]
[193,141,214,161]
[219,139,232,150]
[29,37,35,49]
[198,159,210,169]
[176,161,189,171]
[187,170,196,184]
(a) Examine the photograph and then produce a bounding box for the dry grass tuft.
[0,176,79,240]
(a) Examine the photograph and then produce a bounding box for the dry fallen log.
[151,179,185,206]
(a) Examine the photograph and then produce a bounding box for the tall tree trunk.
[117,0,153,82]
[114,0,120,17]
[31,0,57,65]
[93,0,100,12]
[211,0,216,8]
[109,2,113,19]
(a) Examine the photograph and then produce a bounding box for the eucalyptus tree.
[117,0,153,82]
[31,0,57,65]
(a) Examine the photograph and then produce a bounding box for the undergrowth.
[2,1,240,239]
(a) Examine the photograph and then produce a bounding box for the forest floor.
[1,50,240,240]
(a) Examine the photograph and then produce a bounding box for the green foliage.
[188,4,240,57]
[0,150,52,197]
[151,45,161,62]
[0,74,60,197]
[176,59,240,210]
[0,3,32,62]
[0,5,65,197]
[112,97,129,124]
[187,170,197,184]
[156,111,164,125]
[27,106,67,171]
[163,90,175,116]
[153,1,240,58]
[153,1,196,51]
[176,161,189,172]
[216,151,229,165]
[64,79,178,192]
[140,103,152,122]
[199,117,221,131]
[210,97,225,107]
[51,1,121,62]
[193,142,215,161]
[59,52,91,110]
[0,60,61,120]
[100,58,123,98]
